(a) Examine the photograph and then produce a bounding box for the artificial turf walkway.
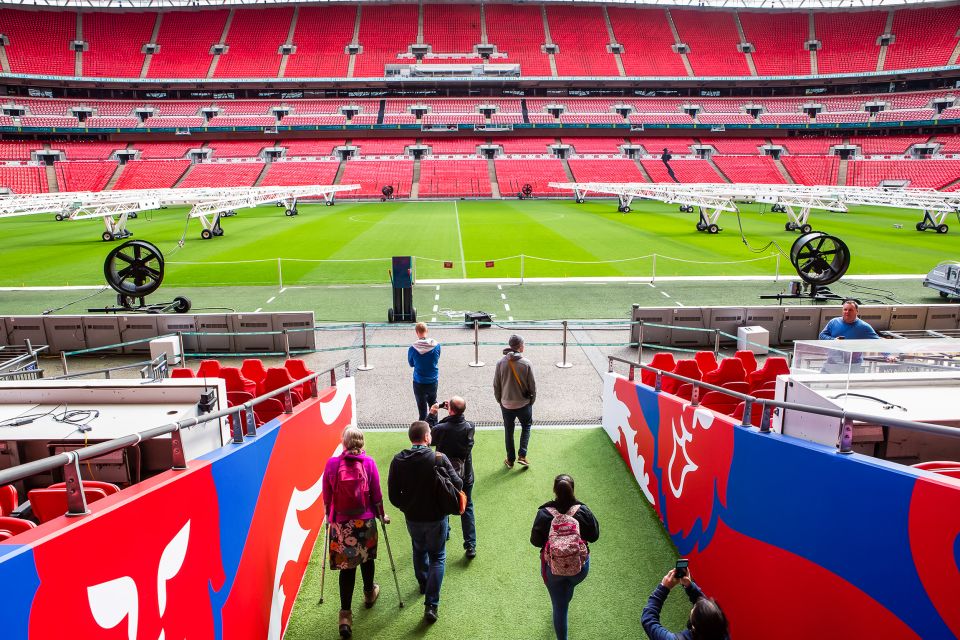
[284,429,689,640]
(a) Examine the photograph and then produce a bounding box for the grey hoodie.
[494,349,536,410]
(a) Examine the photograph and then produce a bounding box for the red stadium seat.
[263,367,304,405]
[663,359,702,395]
[699,391,740,415]
[197,359,222,378]
[703,358,747,387]
[753,388,776,400]
[0,485,18,517]
[253,398,285,425]
[227,391,255,407]
[48,480,121,496]
[28,487,109,523]
[0,516,35,536]
[721,381,749,394]
[241,359,268,394]
[642,353,677,386]
[284,359,315,399]
[748,357,791,391]
[734,350,759,374]
[219,367,257,396]
[170,368,195,379]
[694,351,718,375]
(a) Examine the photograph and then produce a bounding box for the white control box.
[149,336,182,366]
[737,326,770,355]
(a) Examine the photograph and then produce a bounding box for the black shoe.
[424,605,438,623]
[465,546,476,559]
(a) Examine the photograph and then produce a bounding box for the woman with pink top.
[322,426,389,639]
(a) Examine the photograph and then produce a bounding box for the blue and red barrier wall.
[0,377,354,639]
[602,373,959,640]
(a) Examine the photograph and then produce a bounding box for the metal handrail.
[50,354,168,381]
[607,355,960,448]
[0,360,351,513]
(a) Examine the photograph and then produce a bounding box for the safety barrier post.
[741,399,753,428]
[170,427,188,468]
[637,321,644,365]
[468,320,484,367]
[60,351,69,376]
[838,417,854,454]
[282,329,291,360]
[714,329,721,356]
[774,254,780,282]
[278,257,284,291]
[759,403,772,433]
[230,413,245,444]
[520,254,525,285]
[63,452,90,517]
[357,322,374,371]
[654,370,662,393]
[556,320,573,368]
[651,254,657,284]
[243,405,258,438]
[177,331,186,366]
[691,383,700,407]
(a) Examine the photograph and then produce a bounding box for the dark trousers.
[413,381,438,421]
[406,518,448,606]
[502,404,533,462]
[448,481,477,549]
[542,556,590,640]
[339,560,375,611]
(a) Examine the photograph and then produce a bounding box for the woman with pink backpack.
[322,427,389,639]
[530,474,601,640]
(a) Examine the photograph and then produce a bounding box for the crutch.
[317,519,331,605]
[379,517,404,608]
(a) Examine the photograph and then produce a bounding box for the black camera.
[439,401,449,410]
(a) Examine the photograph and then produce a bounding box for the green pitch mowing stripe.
[0,199,951,287]
[284,429,689,640]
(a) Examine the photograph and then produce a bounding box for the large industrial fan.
[762,231,851,303]
[89,240,191,314]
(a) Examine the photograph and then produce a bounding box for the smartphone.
[439,401,449,410]
[675,558,689,579]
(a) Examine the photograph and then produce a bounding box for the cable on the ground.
[42,286,110,315]
[734,209,789,258]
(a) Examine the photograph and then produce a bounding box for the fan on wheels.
[90,240,191,314]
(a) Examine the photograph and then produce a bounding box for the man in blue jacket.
[408,322,441,420]
[819,300,880,340]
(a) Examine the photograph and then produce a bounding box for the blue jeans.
[541,556,590,640]
[501,404,533,462]
[406,519,448,606]
[413,381,438,421]
[449,481,477,549]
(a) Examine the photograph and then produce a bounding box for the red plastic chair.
[253,398,285,425]
[676,384,694,401]
[721,381,749,394]
[748,357,791,390]
[663,359,701,395]
[694,351,718,375]
[700,391,740,415]
[913,461,960,471]
[227,391,254,407]
[0,516,36,536]
[48,480,121,496]
[170,368,195,379]
[733,402,764,427]
[734,350,758,374]
[197,359,222,378]
[0,530,13,542]
[241,359,268,394]
[641,352,677,386]
[284,359,315,399]
[703,358,747,387]
[28,487,109,523]
[263,367,304,405]
[0,485,17,517]
[219,367,257,396]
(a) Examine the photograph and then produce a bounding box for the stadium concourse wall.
[0,376,354,639]
[602,372,960,640]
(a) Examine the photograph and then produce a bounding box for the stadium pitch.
[0,198,951,319]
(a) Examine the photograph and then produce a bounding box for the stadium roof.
[3,0,958,9]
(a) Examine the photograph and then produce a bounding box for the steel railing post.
[691,384,700,407]
[244,405,258,437]
[177,331,186,366]
[357,322,374,371]
[283,390,294,413]
[63,452,90,517]
[282,329,291,360]
[654,370,662,393]
[838,417,854,454]
[230,412,245,444]
[759,403,772,433]
[170,427,188,469]
[714,329,721,356]
[741,399,753,428]
[637,321,644,364]
[556,320,573,368]
[60,351,69,376]
[468,320,484,367]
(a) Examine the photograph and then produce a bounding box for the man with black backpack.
[388,421,463,624]
[427,396,477,559]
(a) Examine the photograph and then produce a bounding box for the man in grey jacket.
[493,334,536,468]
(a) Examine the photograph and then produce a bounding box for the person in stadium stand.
[662,148,679,183]
[426,396,477,559]
[388,421,463,623]
[321,427,388,640]
[818,300,880,340]
[408,322,442,421]
[641,568,729,640]
[530,474,600,640]
[494,334,537,468]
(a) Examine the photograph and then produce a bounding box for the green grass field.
[285,429,688,640]
[0,198,954,288]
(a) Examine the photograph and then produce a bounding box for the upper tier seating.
[485,4,551,76]
[849,135,928,155]
[0,9,76,76]
[609,8,687,77]
[284,6,355,78]
[814,11,885,74]
[282,139,344,157]
[353,4,418,77]
[214,8,293,78]
[148,10,229,78]
[132,142,196,159]
[672,10,750,76]
[739,11,810,76]
[423,4,481,55]
[885,6,960,70]
[547,6,619,77]
[84,12,153,77]
[418,159,491,198]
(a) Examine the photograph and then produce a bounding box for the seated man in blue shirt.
[819,299,880,340]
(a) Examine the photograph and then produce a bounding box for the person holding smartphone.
[426,396,477,559]
[641,564,729,640]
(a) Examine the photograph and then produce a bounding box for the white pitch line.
[266,296,276,304]
[660,291,670,298]
[649,283,656,288]
[435,285,440,291]
[432,305,438,312]
[501,293,507,300]
[504,303,511,311]
[454,200,467,279]
[508,316,514,321]
[497,284,502,290]
[279,287,287,294]
[434,294,440,301]
[431,317,437,322]
[254,307,262,312]
[675,301,685,307]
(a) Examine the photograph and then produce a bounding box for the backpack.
[544,505,589,576]
[435,453,467,516]
[333,455,369,518]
